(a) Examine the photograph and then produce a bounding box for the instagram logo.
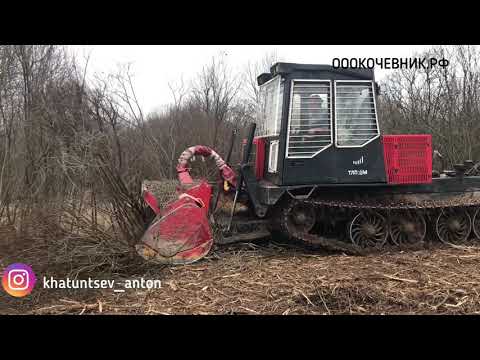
[2,263,36,297]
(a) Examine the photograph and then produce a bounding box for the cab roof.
[257,62,375,86]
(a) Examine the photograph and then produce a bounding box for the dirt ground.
[2,237,480,315]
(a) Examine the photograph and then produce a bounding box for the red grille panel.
[382,135,432,184]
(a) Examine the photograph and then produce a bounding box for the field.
[3,235,480,315]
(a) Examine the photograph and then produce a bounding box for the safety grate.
[335,81,379,147]
[287,80,332,158]
[257,76,283,136]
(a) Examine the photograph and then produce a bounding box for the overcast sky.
[70,45,432,114]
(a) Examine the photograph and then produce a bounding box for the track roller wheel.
[436,208,472,244]
[473,209,480,240]
[349,210,388,249]
[286,201,316,234]
[389,210,427,245]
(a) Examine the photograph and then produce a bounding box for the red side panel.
[143,190,161,215]
[253,137,266,180]
[382,135,432,184]
[181,181,213,213]
[137,181,213,265]
[242,137,266,180]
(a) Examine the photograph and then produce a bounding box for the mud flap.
[136,182,213,265]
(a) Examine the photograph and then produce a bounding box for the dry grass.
[3,233,480,315]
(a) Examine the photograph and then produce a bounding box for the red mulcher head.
[136,145,236,265]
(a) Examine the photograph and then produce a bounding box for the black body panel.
[282,138,386,185]
[255,176,480,206]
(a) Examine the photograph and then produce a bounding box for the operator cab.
[255,62,385,185]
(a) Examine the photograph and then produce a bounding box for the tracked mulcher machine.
[137,62,480,264]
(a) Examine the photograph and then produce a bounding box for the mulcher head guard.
[136,145,236,265]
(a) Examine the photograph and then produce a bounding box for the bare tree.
[243,50,280,109]
[191,55,242,148]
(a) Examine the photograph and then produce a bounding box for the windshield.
[335,82,379,147]
[287,81,332,158]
